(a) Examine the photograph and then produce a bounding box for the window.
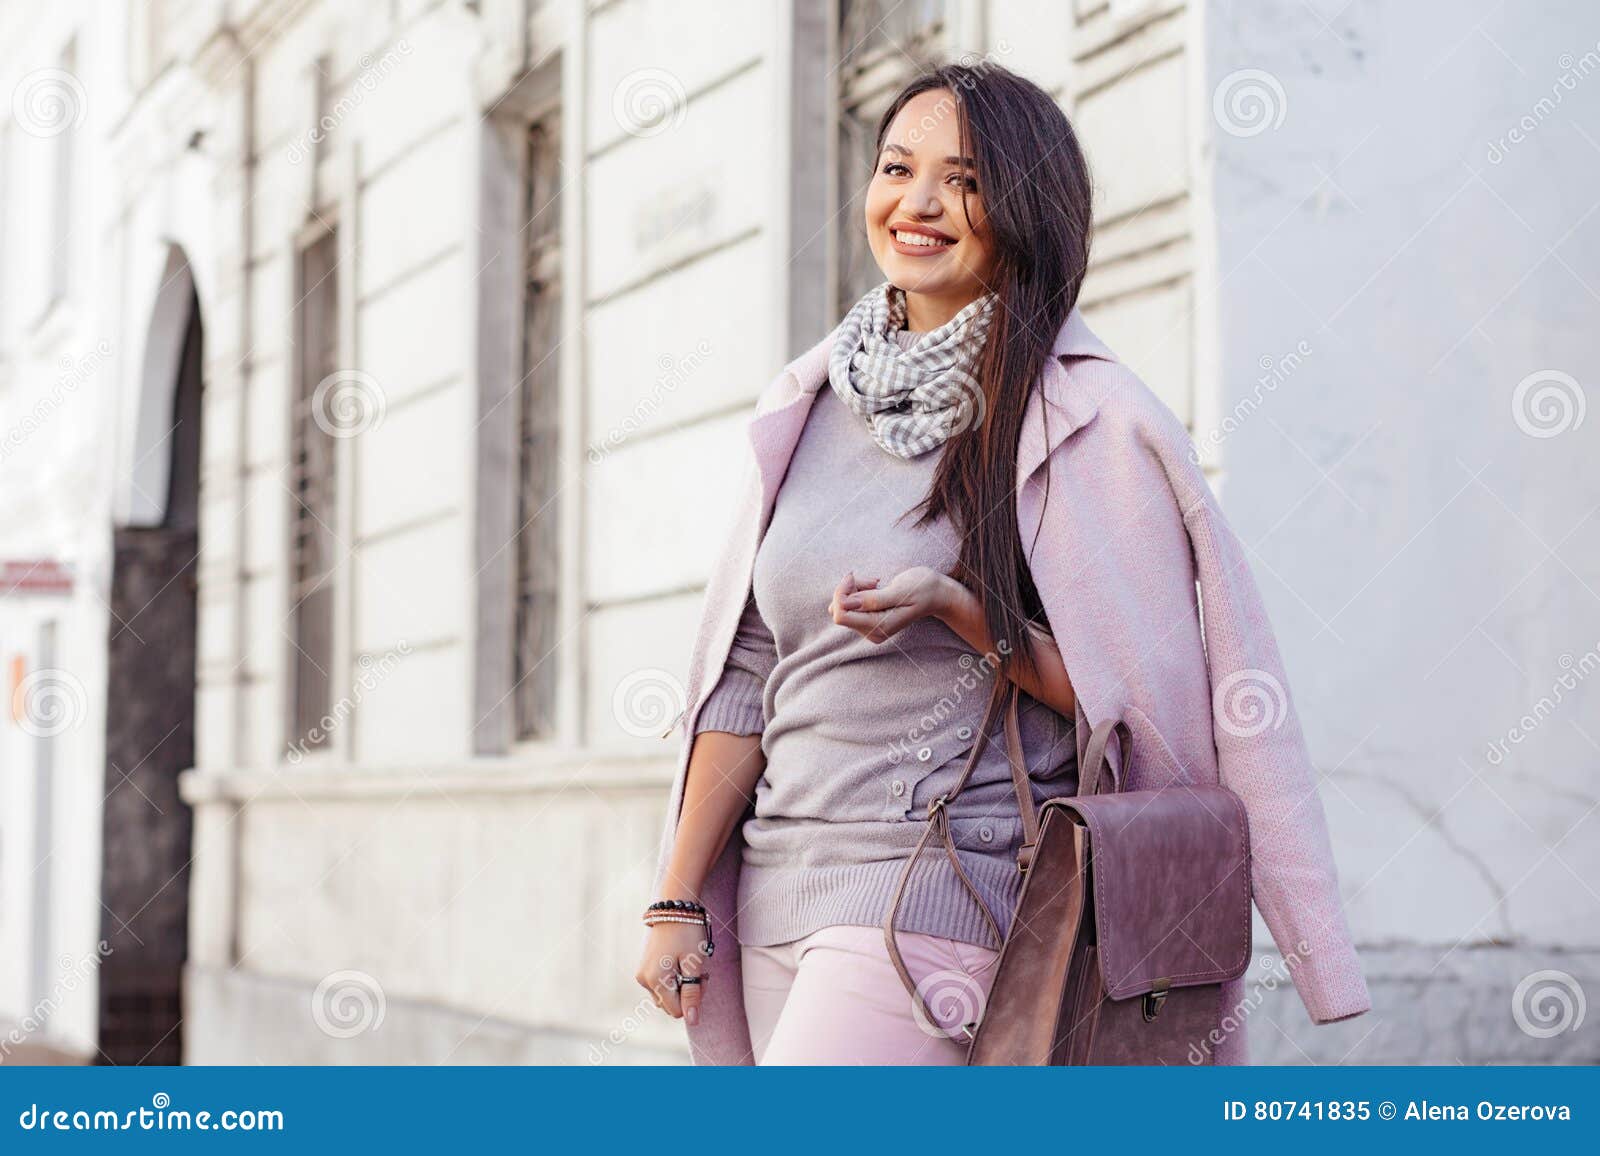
[47,37,77,308]
[139,0,179,82]
[288,229,339,750]
[513,115,562,741]
[0,124,10,339]
[835,2,946,313]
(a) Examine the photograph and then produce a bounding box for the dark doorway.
[97,282,202,1065]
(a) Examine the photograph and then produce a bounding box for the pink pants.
[741,923,1002,1065]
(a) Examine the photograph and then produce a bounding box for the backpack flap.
[1055,784,1252,999]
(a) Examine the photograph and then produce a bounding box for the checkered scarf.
[827,281,999,459]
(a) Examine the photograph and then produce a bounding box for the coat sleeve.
[1181,488,1372,1025]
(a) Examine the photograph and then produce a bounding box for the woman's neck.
[902,286,984,333]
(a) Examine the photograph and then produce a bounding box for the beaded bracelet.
[646,899,706,915]
[642,899,714,957]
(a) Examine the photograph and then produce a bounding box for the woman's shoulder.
[1039,338,1206,506]
[1041,335,1187,445]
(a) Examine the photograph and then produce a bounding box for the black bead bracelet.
[642,898,714,957]
[647,898,707,913]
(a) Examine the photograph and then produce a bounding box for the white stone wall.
[178,0,805,1062]
[1061,0,1209,433]
[0,0,121,1058]
[1200,0,1600,1061]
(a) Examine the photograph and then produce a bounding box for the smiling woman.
[636,60,1369,1067]
[636,64,1097,1064]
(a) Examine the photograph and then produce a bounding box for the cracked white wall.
[1201,0,1599,1061]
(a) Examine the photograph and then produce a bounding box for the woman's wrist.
[656,873,702,904]
[932,573,982,641]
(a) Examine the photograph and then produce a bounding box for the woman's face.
[865,87,997,328]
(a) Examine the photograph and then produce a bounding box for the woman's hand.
[636,919,711,1025]
[834,567,1078,718]
[829,567,960,643]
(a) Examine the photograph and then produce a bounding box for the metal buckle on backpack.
[1017,839,1037,875]
[1142,980,1171,1021]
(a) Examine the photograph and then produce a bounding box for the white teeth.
[894,229,949,247]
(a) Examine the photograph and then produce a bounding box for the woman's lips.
[888,228,955,257]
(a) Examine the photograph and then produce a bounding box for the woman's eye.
[877,160,973,190]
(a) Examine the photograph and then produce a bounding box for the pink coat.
[650,308,1371,1065]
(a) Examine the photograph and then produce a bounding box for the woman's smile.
[889,223,956,256]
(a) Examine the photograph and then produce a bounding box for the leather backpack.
[883,679,1253,1064]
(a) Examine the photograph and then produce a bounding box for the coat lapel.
[746,325,837,529]
[747,307,1119,516]
[1017,307,1118,482]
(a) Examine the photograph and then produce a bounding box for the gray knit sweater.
[694,341,1079,951]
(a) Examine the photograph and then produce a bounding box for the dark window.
[289,229,339,749]
[514,116,562,741]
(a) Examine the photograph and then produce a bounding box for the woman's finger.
[829,571,857,621]
[841,572,904,613]
[836,605,913,641]
[842,584,890,612]
[835,571,879,601]
[866,605,916,642]
[677,953,706,1027]
[833,606,884,631]
[652,952,684,1018]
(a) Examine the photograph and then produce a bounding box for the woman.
[636,63,1370,1066]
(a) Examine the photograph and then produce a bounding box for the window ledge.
[178,746,677,804]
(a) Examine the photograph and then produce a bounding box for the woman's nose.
[906,178,943,218]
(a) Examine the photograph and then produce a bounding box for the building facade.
[0,0,1594,1065]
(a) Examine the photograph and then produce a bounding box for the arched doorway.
[98,247,203,1065]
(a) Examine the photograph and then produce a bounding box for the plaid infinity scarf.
[827,281,998,459]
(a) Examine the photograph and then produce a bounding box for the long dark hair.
[878,63,1093,685]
